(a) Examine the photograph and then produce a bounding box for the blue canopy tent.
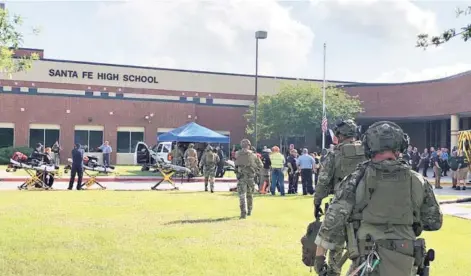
[157,122,230,144]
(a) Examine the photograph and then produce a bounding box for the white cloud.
[93,0,315,77]
[374,63,471,83]
[311,0,438,41]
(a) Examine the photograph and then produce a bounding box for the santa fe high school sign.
[48,69,159,84]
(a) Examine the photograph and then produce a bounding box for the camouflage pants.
[327,246,344,276]
[237,177,255,216]
[204,166,216,191]
[185,157,199,176]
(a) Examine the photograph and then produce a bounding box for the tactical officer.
[234,139,263,219]
[313,121,443,276]
[200,145,220,193]
[184,143,199,176]
[314,119,366,275]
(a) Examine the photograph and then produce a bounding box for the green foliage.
[244,82,363,142]
[0,146,33,164]
[0,8,40,76]
[417,6,471,49]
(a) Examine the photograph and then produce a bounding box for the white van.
[134,141,173,166]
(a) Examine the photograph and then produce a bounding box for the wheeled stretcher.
[64,156,113,190]
[8,158,59,190]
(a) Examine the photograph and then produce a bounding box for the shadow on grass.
[169,191,207,195]
[164,216,239,225]
[219,193,304,198]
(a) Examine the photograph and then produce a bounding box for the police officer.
[313,121,443,276]
[314,119,366,275]
[234,139,262,219]
[68,143,85,190]
[200,145,220,193]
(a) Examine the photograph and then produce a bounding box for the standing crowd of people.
[403,145,469,191]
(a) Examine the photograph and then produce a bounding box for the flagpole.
[322,42,326,149]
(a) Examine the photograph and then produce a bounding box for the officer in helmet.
[314,119,366,275]
[234,139,263,219]
[313,121,442,276]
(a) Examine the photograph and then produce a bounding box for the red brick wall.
[0,93,247,163]
[195,105,249,144]
[344,73,471,118]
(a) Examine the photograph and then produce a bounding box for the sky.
[7,0,471,83]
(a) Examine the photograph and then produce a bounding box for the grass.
[0,191,469,276]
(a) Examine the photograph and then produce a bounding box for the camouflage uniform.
[200,145,220,192]
[171,146,183,166]
[314,121,443,276]
[314,120,366,275]
[184,144,199,176]
[235,139,263,219]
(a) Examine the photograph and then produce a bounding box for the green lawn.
[0,191,469,276]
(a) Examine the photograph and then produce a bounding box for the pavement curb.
[0,176,465,186]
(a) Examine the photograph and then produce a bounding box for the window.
[74,129,104,152]
[29,128,60,148]
[0,127,14,148]
[117,131,144,153]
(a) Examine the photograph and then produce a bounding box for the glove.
[314,255,327,275]
[314,204,324,219]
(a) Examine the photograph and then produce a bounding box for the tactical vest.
[186,148,197,158]
[354,166,415,226]
[362,168,414,225]
[235,150,257,175]
[205,152,216,164]
[334,141,366,188]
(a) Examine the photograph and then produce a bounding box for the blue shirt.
[441,152,449,160]
[100,145,113,154]
[72,148,85,167]
[297,154,316,169]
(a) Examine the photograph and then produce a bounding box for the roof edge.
[39,57,359,84]
[338,69,471,88]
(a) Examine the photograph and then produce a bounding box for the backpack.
[205,152,216,164]
[300,220,322,267]
[334,141,366,184]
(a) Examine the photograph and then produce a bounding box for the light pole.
[254,30,267,151]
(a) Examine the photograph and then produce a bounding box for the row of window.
[0,127,144,153]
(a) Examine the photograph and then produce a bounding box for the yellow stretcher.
[17,167,61,191]
[457,130,471,163]
[151,167,179,190]
[80,170,107,190]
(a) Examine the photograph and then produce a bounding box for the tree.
[416,6,471,49]
[244,82,364,147]
[0,8,39,76]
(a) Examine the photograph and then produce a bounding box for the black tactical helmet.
[362,121,409,158]
[334,119,358,137]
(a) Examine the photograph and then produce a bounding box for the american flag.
[321,116,328,133]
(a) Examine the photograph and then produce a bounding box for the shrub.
[0,146,33,165]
